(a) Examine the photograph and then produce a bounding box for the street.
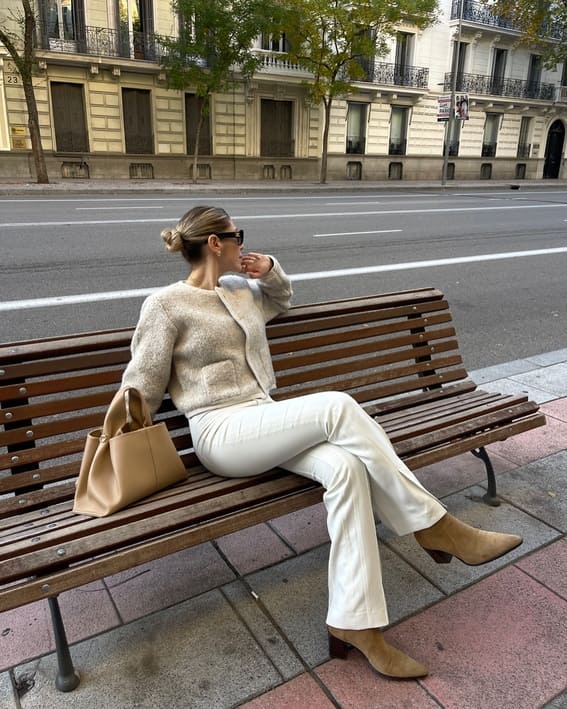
[1,186,566,370]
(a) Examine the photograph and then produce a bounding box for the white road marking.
[313,229,403,237]
[76,206,164,210]
[1,201,566,228]
[2,246,566,312]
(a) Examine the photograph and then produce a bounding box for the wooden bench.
[0,287,546,691]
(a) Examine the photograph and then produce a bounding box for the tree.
[281,0,438,183]
[487,0,567,68]
[159,0,281,183]
[0,0,49,183]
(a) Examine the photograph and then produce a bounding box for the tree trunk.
[22,74,49,184]
[192,95,208,185]
[320,96,333,184]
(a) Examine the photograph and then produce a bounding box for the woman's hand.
[241,253,273,279]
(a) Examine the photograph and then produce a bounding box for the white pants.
[190,391,446,629]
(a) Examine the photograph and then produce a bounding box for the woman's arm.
[122,296,178,417]
[242,253,293,322]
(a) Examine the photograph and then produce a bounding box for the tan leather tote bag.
[73,386,186,517]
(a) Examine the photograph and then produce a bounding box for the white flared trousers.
[190,391,446,629]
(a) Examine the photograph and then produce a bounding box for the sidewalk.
[1,177,567,195]
[1,350,566,709]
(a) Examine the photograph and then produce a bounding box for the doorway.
[122,88,153,154]
[260,99,293,157]
[543,120,565,178]
[51,82,89,152]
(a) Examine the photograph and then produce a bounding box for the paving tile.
[216,523,294,575]
[386,566,567,709]
[479,378,556,404]
[222,581,304,680]
[245,541,444,669]
[469,359,539,384]
[541,397,567,423]
[270,503,330,553]
[239,672,335,708]
[512,363,567,398]
[416,449,517,500]
[0,672,16,709]
[524,348,567,367]
[543,690,567,708]
[516,538,567,601]
[489,414,567,465]
[245,545,330,668]
[380,486,560,595]
[316,654,439,708]
[106,542,235,622]
[0,582,120,671]
[16,589,283,709]
[495,452,567,532]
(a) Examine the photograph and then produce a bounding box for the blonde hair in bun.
[162,205,232,263]
[161,228,184,252]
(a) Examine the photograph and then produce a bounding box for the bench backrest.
[0,287,467,517]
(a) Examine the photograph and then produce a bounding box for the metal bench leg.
[471,447,500,507]
[47,596,80,692]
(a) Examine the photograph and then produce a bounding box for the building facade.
[0,0,565,182]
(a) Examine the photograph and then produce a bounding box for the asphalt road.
[1,187,566,370]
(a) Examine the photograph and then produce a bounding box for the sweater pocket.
[201,360,241,404]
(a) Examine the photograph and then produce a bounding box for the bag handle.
[102,387,152,438]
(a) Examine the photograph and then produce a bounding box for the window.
[482,113,501,157]
[491,48,507,94]
[451,41,467,91]
[117,0,154,59]
[394,33,413,85]
[526,55,542,98]
[40,0,85,49]
[562,62,567,87]
[517,116,532,158]
[122,88,153,154]
[260,33,288,52]
[346,102,367,154]
[389,106,409,155]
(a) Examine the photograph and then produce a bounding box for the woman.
[122,205,522,679]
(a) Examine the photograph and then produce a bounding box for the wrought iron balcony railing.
[373,62,429,89]
[444,72,555,100]
[450,0,565,40]
[517,143,531,158]
[389,140,407,156]
[481,142,497,157]
[40,26,171,62]
[346,136,366,154]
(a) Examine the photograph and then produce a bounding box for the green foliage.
[159,0,283,95]
[280,0,439,104]
[487,0,567,68]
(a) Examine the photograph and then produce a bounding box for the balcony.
[444,72,555,100]
[481,142,497,157]
[557,86,567,103]
[517,143,531,158]
[372,62,429,89]
[346,136,365,154]
[450,0,565,40]
[40,26,171,62]
[389,140,407,156]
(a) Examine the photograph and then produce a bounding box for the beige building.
[0,0,565,182]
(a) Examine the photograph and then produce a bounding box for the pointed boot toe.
[415,513,522,566]
[328,626,428,679]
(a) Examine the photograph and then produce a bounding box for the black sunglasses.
[215,229,244,246]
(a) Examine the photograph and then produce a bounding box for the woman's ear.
[207,234,221,256]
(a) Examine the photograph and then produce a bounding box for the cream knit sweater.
[122,259,292,418]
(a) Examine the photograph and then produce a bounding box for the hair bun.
[161,228,184,252]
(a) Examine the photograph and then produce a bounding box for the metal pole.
[442,0,465,185]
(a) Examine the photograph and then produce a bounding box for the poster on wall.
[437,95,451,121]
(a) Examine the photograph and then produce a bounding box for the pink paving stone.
[386,566,567,709]
[541,397,567,423]
[239,672,336,708]
[0,581,119,670]
[516,538,567,601]
[316,653,439,708]
[217,523,294,575]
[488,414,567,465]
[415,450,517,499]
[271,502,330,554]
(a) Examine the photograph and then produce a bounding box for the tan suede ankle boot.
[414,513,522,566]
[327,626,428,679]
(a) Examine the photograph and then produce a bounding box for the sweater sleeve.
[121,295,178,417]
[253,257,293,322]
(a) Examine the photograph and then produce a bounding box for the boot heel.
[425,548,453,564]
[328,633,349,659]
